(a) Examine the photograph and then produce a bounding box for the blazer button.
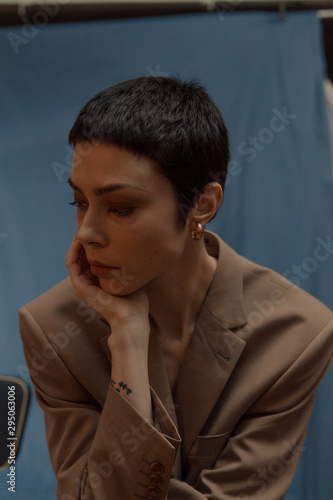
[148,485,161,495]
[150,461,165,474]
[149,474,163,485]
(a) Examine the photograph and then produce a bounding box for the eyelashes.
[68,200,86,210]
[68,201,134,216]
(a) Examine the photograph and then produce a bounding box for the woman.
[19,76,333,500]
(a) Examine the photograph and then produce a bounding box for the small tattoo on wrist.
[111,379,132,395]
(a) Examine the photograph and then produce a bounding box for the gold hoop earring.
[190,222,204,240]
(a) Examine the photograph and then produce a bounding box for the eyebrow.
[67,177,147,196]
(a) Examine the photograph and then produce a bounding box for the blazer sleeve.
[19,306,181,500]
[19,303,333,500]
[167,318,333,500]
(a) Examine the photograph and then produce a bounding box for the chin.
[98,277,138,296]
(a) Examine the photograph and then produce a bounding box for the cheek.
[146,249,166,269]
[111,211,187,268]
[144,237,185,270]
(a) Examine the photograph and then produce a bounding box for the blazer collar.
[201,230,247,329]
[164,231,247,457]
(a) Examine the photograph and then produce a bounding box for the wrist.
[107,321,150,352]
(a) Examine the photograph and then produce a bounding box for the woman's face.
[69,142,191,295]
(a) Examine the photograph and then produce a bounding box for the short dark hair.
[69,76,229,221]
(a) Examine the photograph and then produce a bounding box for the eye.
[108,208,135,216]
[68,200,88,211]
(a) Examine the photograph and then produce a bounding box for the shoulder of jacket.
[19,278,76,315]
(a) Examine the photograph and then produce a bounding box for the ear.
[188,182,223,227]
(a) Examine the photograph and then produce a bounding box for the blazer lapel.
[148,321,179,427]
[173,232,248,457]
[174,310,246,458]
[148,323,183,479]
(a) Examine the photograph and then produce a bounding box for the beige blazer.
[19,231,333,500]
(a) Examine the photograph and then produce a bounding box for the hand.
[66,235,150,351]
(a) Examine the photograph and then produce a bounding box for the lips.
[89,261,119,277]
[89,260,113,268]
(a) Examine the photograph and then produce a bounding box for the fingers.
[65,236,150,331]
[66,236,106,307]
[65,235,83,280]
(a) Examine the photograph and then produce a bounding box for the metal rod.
[1,0,333,27]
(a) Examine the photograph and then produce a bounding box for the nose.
[76,209,108,247]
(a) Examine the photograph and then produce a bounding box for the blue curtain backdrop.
[0,10,332,499]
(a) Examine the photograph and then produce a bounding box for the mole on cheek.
[150,250,159,261]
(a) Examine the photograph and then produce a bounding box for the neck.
[145,238,217,340]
